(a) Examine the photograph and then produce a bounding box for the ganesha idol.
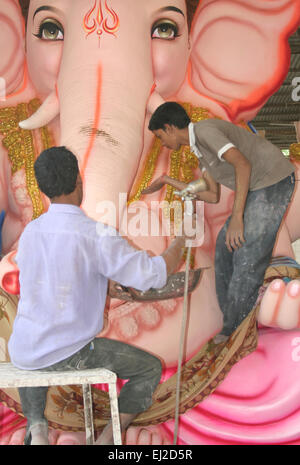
[0,0,300,446]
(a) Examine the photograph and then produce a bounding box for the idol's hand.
[0,251,20,295]
[141,175,167,195]
[226,215,245,252]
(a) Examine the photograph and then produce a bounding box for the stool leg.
[82,384,94,445]
[108,382,122,445]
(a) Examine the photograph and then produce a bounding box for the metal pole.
[173,194,195,445]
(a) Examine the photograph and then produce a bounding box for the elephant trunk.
[57,22,156,225]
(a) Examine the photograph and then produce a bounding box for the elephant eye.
[34,19,64,41]
[151,20,180,40]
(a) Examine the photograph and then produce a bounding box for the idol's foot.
[3,427,85,445]
[125,425,172,445]
[258,279,300,329]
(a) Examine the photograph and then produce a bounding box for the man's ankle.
[30,422,49,445]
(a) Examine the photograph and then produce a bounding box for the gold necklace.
[0,99,53,219]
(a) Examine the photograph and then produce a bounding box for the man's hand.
[222,147,251,252]
[142,173,220,204]
[141,175,167,195]
[108,280,133,301]
[226,215,245,252]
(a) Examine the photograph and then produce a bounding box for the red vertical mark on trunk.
[80,63,102,180]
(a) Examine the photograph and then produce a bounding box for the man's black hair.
[34,147,79,199]
[148,102,191,132]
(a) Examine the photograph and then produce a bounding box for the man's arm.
[107,234,186,297]
[161,235,185,275]
[142,172,220,204]
[98,224,191,292]
[107,237,184,301]
[222,147,252,251]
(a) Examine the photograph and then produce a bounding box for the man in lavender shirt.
[8,147,188,445]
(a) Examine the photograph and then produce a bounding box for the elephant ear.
[0,0,25,97]
[189,0,300,122]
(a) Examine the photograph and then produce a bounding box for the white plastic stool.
[0,362,122,445]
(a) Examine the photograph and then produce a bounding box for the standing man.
[8,146,188,445]
[143,102,295,343]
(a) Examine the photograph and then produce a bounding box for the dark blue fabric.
[215,173,295,336]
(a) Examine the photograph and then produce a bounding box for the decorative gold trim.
[290,143,300,162]
[128,137,162,204]
[0,99,53,220]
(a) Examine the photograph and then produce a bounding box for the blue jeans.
[18,337,162,444]
[215,173,295,336]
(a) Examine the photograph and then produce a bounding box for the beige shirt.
[190,120,294,191]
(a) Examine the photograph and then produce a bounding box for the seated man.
[143,102,295,343]
[8,146,187,445]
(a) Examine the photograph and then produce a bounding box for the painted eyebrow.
[158,6,185,17]
[33,6,60,20]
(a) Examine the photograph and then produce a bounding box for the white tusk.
[147,90,165,115]
[19,90,60,130]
